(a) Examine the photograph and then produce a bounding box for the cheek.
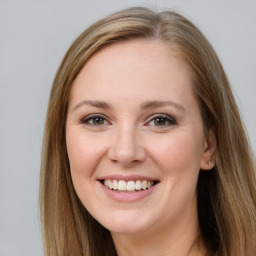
[66,129,105,177]
[153,132,203,209]
[150,131,203,177]
[65,129,105,207]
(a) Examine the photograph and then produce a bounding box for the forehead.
[70,39,196,109]
[80,39,189,76]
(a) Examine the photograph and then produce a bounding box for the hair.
[40,6,256,256]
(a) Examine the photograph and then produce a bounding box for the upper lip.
[98,174,159,182]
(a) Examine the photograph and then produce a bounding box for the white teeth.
[103,179,155,191]
[127,181,136,191]
[142,180,147,190]
[118,180,127,191]
[108,179,113,189]
[135,180,142,190]
[113,180,118,190]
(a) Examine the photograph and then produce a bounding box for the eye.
[80,114,110,126]
[146,114,176,127]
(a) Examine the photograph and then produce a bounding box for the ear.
[200,129,217,170]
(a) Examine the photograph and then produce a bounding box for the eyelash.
[79,113,177,127]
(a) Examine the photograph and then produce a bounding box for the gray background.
[0,0,255,255]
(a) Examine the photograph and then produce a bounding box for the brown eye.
[93,117,105,125]
[146,114,176,127]
[154,118,167,126]
[81,114,109,126]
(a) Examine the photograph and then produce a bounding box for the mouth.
[100,179,159,192]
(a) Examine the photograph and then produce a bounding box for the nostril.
[108,147,146,167]
[107,133,146,166]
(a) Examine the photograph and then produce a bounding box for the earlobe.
[200,129,217,170]
[207,160,215,168]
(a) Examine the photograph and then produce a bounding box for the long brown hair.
[40,7,256,256]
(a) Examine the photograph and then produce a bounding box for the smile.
[102,179,156,192]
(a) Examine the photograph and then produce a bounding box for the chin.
[108,223,148,236]
[96,210,157,235]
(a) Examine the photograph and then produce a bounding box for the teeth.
[118,180,126,191]
[135,180,142,190]
[147,181,153,188]
[103,179,155,191]
[127,181,136,191]
[108,179,113,189]
[142,180,147,190]
[113,180,118,190]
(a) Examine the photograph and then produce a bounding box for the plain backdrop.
[0,0,255,255]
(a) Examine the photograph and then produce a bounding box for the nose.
[107,126,146,167]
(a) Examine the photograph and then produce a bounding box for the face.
[66,39,214,237]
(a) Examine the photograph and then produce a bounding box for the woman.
[40,7,256,256]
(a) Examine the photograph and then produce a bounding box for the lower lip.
[99,182,158,202]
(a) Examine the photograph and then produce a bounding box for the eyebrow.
[141,100,185,112]
[72,100,185,112]
[72,100,111,112]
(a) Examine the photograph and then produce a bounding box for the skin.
[66,39,216,256]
